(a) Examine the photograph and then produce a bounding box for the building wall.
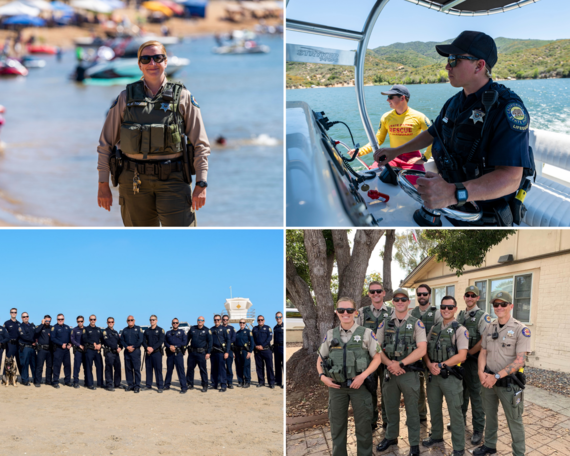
[403,230,570,373]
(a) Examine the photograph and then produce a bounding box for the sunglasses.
[393,297,409,303]
[387,95,401,100]
[139,54,166,65]
[127,319,134,322]
[239,322,246,324]
[89,318,96,321]
[23,316,29,318]
[197,319,204,322]
[257,319,264,321]
[492,301,510,308]
[369,289,383,294]
[337,308,356,314]
[465,293,478,298]
[10,311,17,314]
[150,319,157,321]
[108,321,114,323]
[57,318,64,321]
[77,320,84,323]
[440,305,456,311]
[214,319,221,321]
[276,316,283,319]
[417,292,429,297]
[448,54,479,68]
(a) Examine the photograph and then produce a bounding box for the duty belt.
[85,343,99,351]
[19,342,34,348]
[9,339,17,345]
[38,344,50,351]
[124,157,184,176]
[188,347,206,353]
[104,347,119,354]
[257,345,271,351]
[334,378,355,388]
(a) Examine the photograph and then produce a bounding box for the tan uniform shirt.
[481,317,531,373]
[376,312,427,344]
[318,322,379,359]
[97,78,210,183]
[356,303,393,326]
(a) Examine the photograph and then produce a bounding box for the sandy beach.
[0,351,283,455]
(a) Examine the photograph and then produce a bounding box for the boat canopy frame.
[286,0,541,151]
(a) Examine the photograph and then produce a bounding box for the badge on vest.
[352,335,361,343]
[447,328,454,334]
[428,312,433,317]
[406,324,412,330]
[160,103,171,112]
[470,109,485,124]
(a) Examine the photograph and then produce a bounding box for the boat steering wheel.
[397,169,483,223]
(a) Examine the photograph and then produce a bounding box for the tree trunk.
[383,230,396,301]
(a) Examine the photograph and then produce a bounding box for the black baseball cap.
[436,31,498,69]
[381,84,410,98]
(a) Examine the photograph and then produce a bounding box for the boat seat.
[523,129,570,226]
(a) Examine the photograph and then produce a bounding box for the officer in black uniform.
[376,31,533,227]
[81,315,104,390]
[102,317,123,392]
[0,323,10,375]
[187,316,212,392]
[164,318,188,393]
[142,315,165,393]
[71,315,86,388]
[235,319,254,388]
[210,314,230,392]
[51,314,73,388]
[273,312,284,388]
[252,315,275,388]
[34,315,53,387]
[18,312,36,386]
[221,315,236,389]
[4,308,21,375]
[120,315,144,392]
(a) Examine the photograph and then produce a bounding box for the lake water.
[0,34,283,226]
[287,78,570,169]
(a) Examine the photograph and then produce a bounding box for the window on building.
[514,274,532,322]
[475,280,487,311]
[475,274,532,322]
[433,285,455,308]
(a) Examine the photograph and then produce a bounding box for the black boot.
[376,438,398,452]
[408,445,420,455]
[201,386,207,392]
[422,437,444,447]
[471,431,483,445]
[473,446,497,456]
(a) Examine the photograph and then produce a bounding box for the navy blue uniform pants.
[124,348,141,388]
[187,351,208,387]
[235,348,251,383]
[73,349,85,385]
[225,350,234,384]
[0,348,3,377]
[19,346,36,384]
[35,348,53,385]
[145,350,164,389]
[104,351,122,388]
[52,347,71,385]
[85,349,104,387]
[165,351,187,390]
[254,348,275,385]
[211,351,227,387]
[274,346,284,386]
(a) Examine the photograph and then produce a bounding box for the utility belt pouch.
[493,199,514,227]
[110,146,123,187]
[512,389,523,407]
[462,162,480,179]
[158,161,172,181]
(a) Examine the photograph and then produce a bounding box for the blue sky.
[0,230,283,329]
[287,0,570,50]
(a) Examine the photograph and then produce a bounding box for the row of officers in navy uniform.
[1,309,284,393]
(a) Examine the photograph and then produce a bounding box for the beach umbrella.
[0,1,40,17]
[70,0,115,13]
[157,0,183,16]
[3,14,46,25]
[51,1,74,13]
[142,1,174,17]
[100,0,125,9]
[21,0,52,11]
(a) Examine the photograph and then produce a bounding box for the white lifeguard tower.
[220,297,256,328]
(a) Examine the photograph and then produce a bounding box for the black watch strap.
[399,361,405,369]
[454,182,468,207]
[196,181,208,188]
[319,373,326,378]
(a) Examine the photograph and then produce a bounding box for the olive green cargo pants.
[462,356,485,432]
[329,385,373,456]
[418,368,428,420]
[383,371,421,446]
[481,384,525,456]
[371,367,387,424]
[119,169,197,227]
[426,374,465,451]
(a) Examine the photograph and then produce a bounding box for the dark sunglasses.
[465,293,478,298]
[369,289,383,294]
[10,311,17,313]
[393,297,409,303]
[197,319,204,321]
[448,54,479,68]
[127,319,134,322]
[440,305,456,311]
[337,308,356,314]
[150,318,157,321]
[77,320,84,323]
[57,318,64,321]
[417,292,429,297]
[387,95,401,100]
[107,321,114,323]
[276,316,283,319]
[492,301,510,308]
[139,54,166,65]
[214,318,221,321]
[89,318,96,321]
[257,319,264,321]
[22,316,29,318]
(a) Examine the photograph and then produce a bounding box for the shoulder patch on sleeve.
[464,330,469,339]
[371,332,377,341]
[522,327,531,337]
[162,329,165,334]
[191,94,199,108]
[269,327,272,332]
[323,334,327,343]
[51,326,54,331]
[484,315,491,323]
[110,96,119,109]
[103,331,107,336]
[140,328,144,333]
[418,321,425,329]
[425,116,432,127]
[208,330,212,334]
[505,102,529,132]
[227,329,230,334]
[378,321,384,330]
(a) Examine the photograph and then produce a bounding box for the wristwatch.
[319,373,326,379]
[454,182,468,207]
[196,181,208,188]
[437,363,442,369]
[494,373,501,380]
[421,154,428,162]
[399,361,405,369]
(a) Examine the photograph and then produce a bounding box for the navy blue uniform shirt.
[252,324,273,347]
[81,326,103,345]
[0,325,11,345]
[18,323,36,344]
[165,329,187,349]
[121,325,144,349]
[34,324,52,345]
[273,323,284,345]
[143,326,165,351]
[51,324,72,346]
[188,325,213,352]
[71,326,84,347]
[235,328,254,352]
[210,325,230,353]
[223,324,237,344]
[102,327,122,350]
[4,319,20,340]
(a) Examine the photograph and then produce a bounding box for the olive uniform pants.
[329,385,373,456]
[383,371,421,446]
[119,169,197,227]
[462,357,485,432]
[426,374,465,451]
[481,384,525,456]
[371,367,388,424]
[418,369,428,420]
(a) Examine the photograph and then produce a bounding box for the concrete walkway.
[286,385,570,455]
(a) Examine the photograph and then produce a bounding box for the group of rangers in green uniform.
[317,281,531,456]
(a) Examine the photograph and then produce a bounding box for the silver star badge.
[406,324,412,330]
[447,328,454,334]
[354,335,361,342]
[470,109,485,124]
[428,313,433,317]
[160,103,170,112]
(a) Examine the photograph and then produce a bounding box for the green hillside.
[287,38,570,89]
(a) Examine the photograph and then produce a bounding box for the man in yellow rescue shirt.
[350,85,432,185]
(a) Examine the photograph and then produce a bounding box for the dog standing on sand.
[2,356,18,386]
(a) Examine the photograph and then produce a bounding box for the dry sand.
[0,351,283,455]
